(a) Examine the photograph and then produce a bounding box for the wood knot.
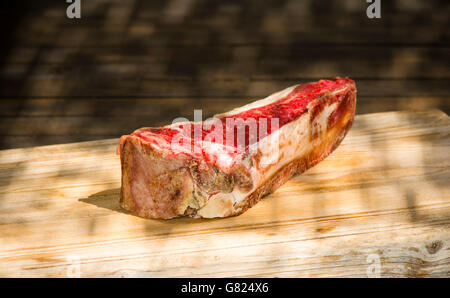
[425,240,443,254]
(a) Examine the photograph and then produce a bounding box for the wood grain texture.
[4,47,448,80]
[3,78,450,98]
[0,110,449,277]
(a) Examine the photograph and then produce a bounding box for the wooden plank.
[4,45,449,65]
[17,9,450,28]
[1,78,449,98]
[2,47,449,80]
[0,110,448,277]
[16,16,450,34]
[15,15,450,40]
[0,136,117,152]
[12,26,450,47]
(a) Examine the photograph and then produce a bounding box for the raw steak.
[118,78,357,219]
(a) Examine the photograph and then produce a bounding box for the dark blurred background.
[0,0,448,149]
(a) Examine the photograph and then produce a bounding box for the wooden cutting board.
[0,110,449,277]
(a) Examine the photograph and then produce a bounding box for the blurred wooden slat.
[0,110,448,277]
[14,18,450,40]
[12,27,450,47]
[16,10,450,27]
[0,97,242,117]
[2,47,449,80]
[0,136,117,151]
[4,45,449,65]
[14,0,449,20]
[1,78,449,98]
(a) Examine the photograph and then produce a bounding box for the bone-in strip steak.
[118,78,357,219]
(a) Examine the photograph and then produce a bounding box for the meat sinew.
[118,78,357,219]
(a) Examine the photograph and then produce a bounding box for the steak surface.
[118,78,357,219]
